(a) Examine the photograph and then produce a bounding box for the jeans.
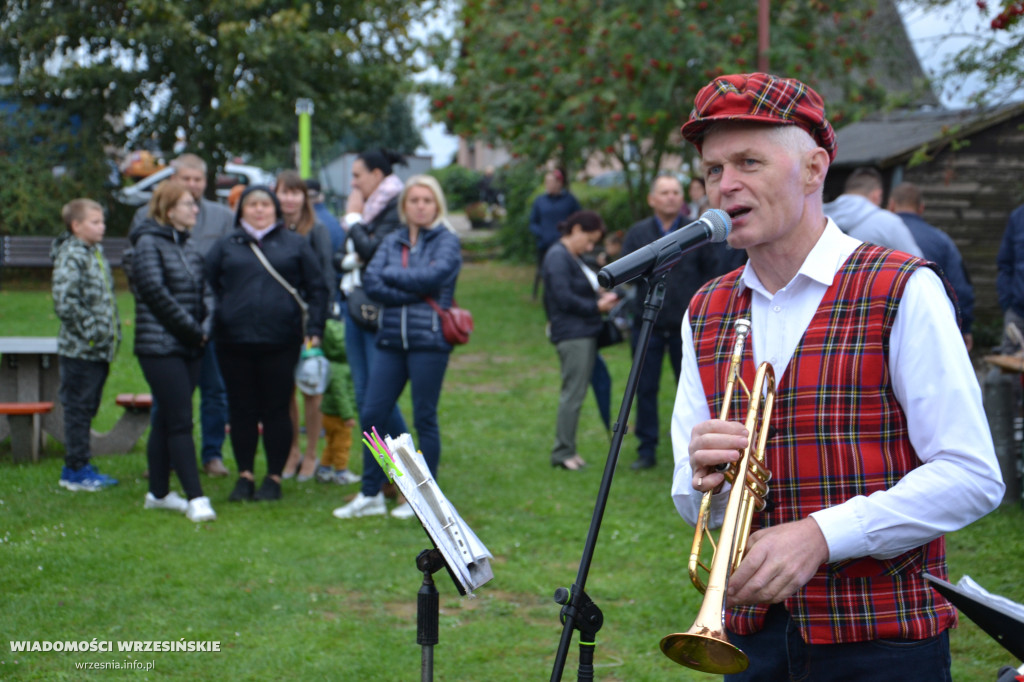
[359,348,450,496]
[138,355,203,500]
[343,307,408,444]
[58,356,109,470]
[725,604,952,682]
[551,337,597,465]
[631,325,682,462]
[198,340,229,464]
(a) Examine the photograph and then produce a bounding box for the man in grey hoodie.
[824,167,923,257]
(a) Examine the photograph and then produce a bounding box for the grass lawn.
[1,261,1021,681]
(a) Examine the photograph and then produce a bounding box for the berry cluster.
[988,1,1024,29]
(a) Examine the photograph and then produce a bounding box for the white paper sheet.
[376,432,494,595]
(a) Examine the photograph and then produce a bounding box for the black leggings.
[138,355,203,500]
[216,342,300,478]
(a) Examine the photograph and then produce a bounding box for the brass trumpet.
[660,318,775,674]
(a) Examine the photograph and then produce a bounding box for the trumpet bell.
[659,630,749,675]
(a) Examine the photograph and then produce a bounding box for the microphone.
[597,209,731,288]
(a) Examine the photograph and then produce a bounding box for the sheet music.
[373,432,493,594]
[955,575,1024,621]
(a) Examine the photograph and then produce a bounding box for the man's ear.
[804,148,830,195]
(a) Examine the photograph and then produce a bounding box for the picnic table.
[0,337,154,461]
[0,337,62,461]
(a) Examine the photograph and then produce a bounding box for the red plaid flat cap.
[680,72,836,162]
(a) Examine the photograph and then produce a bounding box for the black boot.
[253,477,282,501]
[228,477,255,502]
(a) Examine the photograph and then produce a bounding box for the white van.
[115,162,275,206]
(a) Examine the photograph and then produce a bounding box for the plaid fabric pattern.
[688,244,956,644]
[680,72,837,162]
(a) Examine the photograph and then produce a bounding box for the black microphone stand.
[550,273,668,682]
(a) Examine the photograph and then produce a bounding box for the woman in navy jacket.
[205,185,327,502]
[130,179,216,522]
[332,175,462,520]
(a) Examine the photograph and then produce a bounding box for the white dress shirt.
[671,220,1004,563]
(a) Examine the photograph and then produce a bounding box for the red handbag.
[425,297,473,345]
[403,244,473,345]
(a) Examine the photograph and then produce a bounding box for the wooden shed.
[826,102,1024,342]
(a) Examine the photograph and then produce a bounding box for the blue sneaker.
[59,464,118,492]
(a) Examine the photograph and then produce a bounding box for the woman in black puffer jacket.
[130,179,216,522]
[205,185,327,503]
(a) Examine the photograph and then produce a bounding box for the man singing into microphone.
[670,72,1004,680]
[620,175,744,471]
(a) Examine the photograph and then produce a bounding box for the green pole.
[295,98,314,179]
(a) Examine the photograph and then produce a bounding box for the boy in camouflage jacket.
[51,198,122,491]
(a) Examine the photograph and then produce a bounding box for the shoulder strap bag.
[402,244,473,346]
[249,243,308,334]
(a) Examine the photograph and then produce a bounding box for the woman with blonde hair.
[275,170,335,481]
[333,175,461,520]
[130,179,216,521]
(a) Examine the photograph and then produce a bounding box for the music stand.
[924,573,1024,663]
[363,430,494,682]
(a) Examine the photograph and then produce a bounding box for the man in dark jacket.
[889,183,975,350]
[621,175,745,470]
[996,202,1024,351]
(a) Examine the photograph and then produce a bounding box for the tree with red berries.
[905,0,1024,104]
[428,0,904,219]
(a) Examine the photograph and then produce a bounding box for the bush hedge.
[498,163,636,263]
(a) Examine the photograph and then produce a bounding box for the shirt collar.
[654,214,680,235]
[738,218,860,296]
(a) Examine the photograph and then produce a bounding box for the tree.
[0,104,114,236]
[903,0,1024,105]
[330,93,426,158]
[0,0,444,233]
[429,0,899,220]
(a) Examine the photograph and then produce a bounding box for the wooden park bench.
[0,235,130,288]
[0,401,54,463]
[91,393,153,456]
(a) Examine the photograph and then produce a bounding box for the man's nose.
[718,166,742,194]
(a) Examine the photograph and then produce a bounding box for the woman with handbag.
[130,179,216,522]
[333,149,409,466]
[333,175,462,520]
[205,185,328,502]
[541,211,619,470]
[276,170,334,482]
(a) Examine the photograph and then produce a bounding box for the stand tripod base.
[660,631,749,675]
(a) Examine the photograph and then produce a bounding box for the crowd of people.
[52,150,463,524]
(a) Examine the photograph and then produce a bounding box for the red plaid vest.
[688,244,956,644]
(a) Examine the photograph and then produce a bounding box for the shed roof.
[832,102,1024,168]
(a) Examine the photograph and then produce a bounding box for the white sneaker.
[332,492,385,519]
[144,491,189,513]
[186,496,217,522]
[333,469,362,485]
[390,502,416,520]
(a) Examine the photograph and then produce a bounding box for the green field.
[1,262,1020,681]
